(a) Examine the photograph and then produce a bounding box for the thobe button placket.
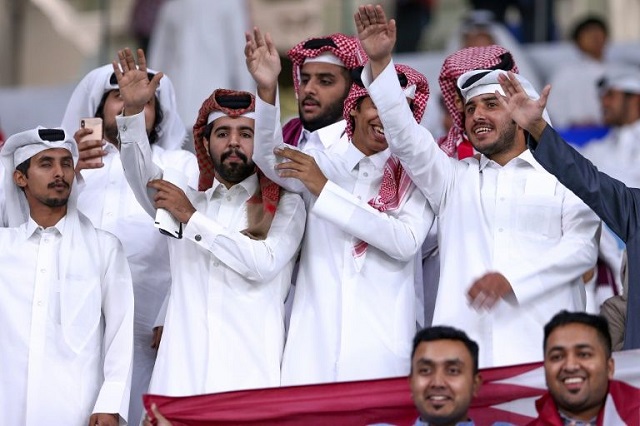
[121,125,127,132]
[40,268,46,274]
[226,196,232,202]
[195,235,202,242]
[213,261,220,267]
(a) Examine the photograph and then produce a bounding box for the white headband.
[206,111,256,125]
[303,51,346,68]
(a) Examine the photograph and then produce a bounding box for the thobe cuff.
[93,380,127,422]
[183,210,225,247]
[116,111,147,148]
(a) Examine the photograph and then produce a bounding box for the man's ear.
[472,373,482,397]
[202,137,210,156]
[607,357,615,379]
[13,170,27,189]
[454,94,464,113]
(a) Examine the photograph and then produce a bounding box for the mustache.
[221,149,248,163]
[47,179,70,189]
[301,95,319,105]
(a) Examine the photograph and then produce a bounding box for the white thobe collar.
[343,142,391,172]
[478,148,547,173]
[303,120,347,150]
[25,215,66,239]
[208,173,259,198]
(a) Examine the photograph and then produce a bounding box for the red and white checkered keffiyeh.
[287,33,367,96]
[437,45,518,157]
[343,64,430,262]
[193,89,281,240]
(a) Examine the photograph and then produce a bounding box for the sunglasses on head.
[215,94,253,110]
[302,37,338,50]
[350,66,408,88]
[109,71,156,86]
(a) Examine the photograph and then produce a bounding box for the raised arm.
[354,4,395,79]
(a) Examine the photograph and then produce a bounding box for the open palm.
[245,28,281,89]
[354,4,396,62]
[112,48,162,113]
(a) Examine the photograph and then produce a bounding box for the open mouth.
[373,124,385,135]
[474,126,493,135]
[562,376,585,391]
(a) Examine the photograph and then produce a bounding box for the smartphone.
[79,117,103,166]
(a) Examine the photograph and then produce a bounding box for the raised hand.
[112,48,163,116]
[244,27,281,92]
[274,146,328,196]
[496,72,551,140]
[354,4,396,66]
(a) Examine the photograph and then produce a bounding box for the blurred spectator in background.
[129,0,167,52]
[445,9,542,92]
[547,15,610,129]
[579,64,640,185]
[469,0,555,43]
[394,0,433,53]
[148,0,254,133]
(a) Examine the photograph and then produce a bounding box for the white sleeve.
[362,60,461,214]
[253,91,308,194]
[92,234,134,422]
[182,190,306,282]
[117,112,163,218]
[313,180,433,261]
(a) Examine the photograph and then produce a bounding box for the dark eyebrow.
[300,71,339,79]
[415,357,464,366]
[465,95,498,107]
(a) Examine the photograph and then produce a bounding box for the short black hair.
[202,121,215,142]
[15,158,31,177]
[412,326,480,374]
[543,310,612,358]
[571,16,608,42]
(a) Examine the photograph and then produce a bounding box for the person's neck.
[30,205,67,228]
[558,407,600,424]
[486,132,527,166]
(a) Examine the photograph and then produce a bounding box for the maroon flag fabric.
[143,350,640,426]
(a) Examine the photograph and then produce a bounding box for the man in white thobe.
[61,62,198,424]
[246,28,434,385]
[114,48,305,396]
[355,5,600,368]
[0,127,134,426]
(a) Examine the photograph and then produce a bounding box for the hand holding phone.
[78,117,104,167]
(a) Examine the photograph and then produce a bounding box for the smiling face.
[297,62,351,132]
[206,115,256,188]
[544,323,614,422]
[350,96,388,156]
[463,93,522,164]
[410,339,480,426]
